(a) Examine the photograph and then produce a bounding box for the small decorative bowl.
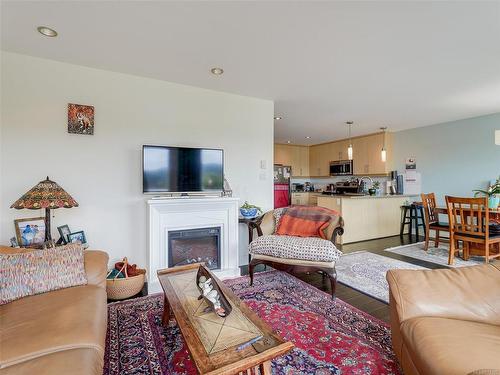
[240,207,258,218]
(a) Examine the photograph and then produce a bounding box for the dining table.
[434,206,500,218]
[433,206,500,255]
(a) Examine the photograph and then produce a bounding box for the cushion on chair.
[273,208,285,233]
[275,206,341,239]
[249,235,342,262]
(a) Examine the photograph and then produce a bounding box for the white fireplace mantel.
[147,197,240,292]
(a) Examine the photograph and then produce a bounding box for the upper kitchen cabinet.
[274,144,293,166]
[296,146,310,177]
[274,144,309,177]
[309,143,331,176]
[276,131,393,178]
[333,140,351,161]
[353,132,393,175]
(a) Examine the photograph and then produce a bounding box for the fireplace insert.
[168,227,221,270]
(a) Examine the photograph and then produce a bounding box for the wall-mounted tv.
[142,145,224,194]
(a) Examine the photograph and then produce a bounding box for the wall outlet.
[259,172,267,180]
[260,160,267,169]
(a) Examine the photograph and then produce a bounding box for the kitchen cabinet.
[274,144,309,177]
[274,144,293,166]
[309,143,331,176]
[290,146,309,177]
[308,193,321,206]
[352,136,370,175]
[291,192,320,206]
[291,192,309,205]
[278,131,393,179]
[352,133,392,175]
[331,140,350,161]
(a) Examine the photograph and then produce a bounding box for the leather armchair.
[387,262,500,375]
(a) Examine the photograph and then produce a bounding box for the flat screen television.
[142,145,224,193]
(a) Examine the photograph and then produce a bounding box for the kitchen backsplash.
[291,176,390,191]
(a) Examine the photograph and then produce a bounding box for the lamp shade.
[10,177,79,210]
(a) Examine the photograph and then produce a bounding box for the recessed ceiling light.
[305,136,311,139]
[274,116,282,120]
[286,140,291,144]
[210,67,224,76]
[37,26,58,37]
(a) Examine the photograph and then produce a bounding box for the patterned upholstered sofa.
[248,208,344,297]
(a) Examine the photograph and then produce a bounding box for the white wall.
[0,52,274,267]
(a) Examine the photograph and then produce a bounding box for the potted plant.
[240,201,263,218]
[371,181,381,196]
[473,176,500,209]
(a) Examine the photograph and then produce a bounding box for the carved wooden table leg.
[162,295,171,326]
[259,361,272,374]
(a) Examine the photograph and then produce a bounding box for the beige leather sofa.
[387,261,500,375]
[0,247,109,375]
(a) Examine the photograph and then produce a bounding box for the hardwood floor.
[241,234,446,323]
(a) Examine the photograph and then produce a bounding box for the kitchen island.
[317,194,417,244]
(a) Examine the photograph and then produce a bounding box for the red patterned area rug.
[104,271,401,375]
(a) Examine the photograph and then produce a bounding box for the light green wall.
[393,113,500,204]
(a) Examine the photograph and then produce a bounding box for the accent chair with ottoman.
[248,206,344,297]
[0,245,109,375]
[387,261,500,375]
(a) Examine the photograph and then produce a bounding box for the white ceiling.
[2,1,500,145]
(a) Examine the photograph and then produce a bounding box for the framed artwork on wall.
[68,103,94,135]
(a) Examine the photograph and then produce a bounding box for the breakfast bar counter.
[317,194,417,244]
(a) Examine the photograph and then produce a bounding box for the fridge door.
[274,183,290,209]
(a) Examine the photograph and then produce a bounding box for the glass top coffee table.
[157,263,293,374]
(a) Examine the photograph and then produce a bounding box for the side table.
[239,215,264,264]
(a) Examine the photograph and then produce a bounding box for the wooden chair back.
[421,193,438,224]
[445,196,490,240]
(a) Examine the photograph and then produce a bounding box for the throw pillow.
[0,243,87,305]
[275,206,339,239]
[273,208,285,233]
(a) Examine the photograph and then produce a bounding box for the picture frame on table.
[14,217,46,247]
[67,230,88,249]
[10,237,19,248]
[57,224,71,244]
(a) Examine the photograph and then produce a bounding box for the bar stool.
[400,203,426,239]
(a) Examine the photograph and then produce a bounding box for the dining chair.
[445,196,500,265]
[420,193,450,251]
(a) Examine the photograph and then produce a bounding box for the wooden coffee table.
[157,263,293,374]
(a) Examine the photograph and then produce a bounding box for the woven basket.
[106,258,146,300]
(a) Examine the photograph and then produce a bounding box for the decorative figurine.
[197,275,227,317]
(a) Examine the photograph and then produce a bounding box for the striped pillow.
[0,243,87,305]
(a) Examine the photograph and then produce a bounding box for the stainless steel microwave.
[330,160,353,176]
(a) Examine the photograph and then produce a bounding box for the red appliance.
[274,183,290,209]
[274,165,291,208]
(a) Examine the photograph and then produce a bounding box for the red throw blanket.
[276,206,340,239]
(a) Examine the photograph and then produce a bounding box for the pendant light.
[346,121,353,160]
[380,127,388,162]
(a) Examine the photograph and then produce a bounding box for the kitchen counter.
[317,194,417,244]
[320,194,417,199]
